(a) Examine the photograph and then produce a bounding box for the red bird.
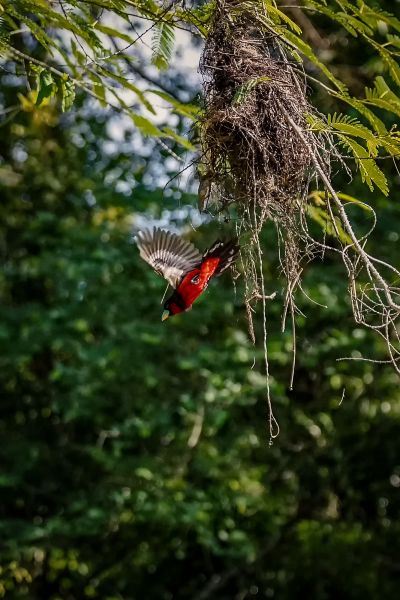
[137,227,239,320]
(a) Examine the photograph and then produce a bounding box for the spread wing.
[136,227,202,289]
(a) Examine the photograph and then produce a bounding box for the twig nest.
[199,10,314,219]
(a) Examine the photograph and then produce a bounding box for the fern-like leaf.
[280,28,348,94]
[386,34,400,49]
[147,90,200,120]
[151,22,174,71]
[369,40,400,87]
[307,204,353,245]
[0,15,10,45]
[327,113,379,142]
[340,96,387,135]
[351,1,400,34]
[339,136,389,196]
[263,2,302,35]
[365,76,400,119]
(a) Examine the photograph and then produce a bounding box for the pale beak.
[161,310,170,322]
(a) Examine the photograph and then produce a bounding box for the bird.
[136,227,239,320]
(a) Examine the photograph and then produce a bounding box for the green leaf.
[60,78,76,112]
[386,34,400,49]
[327,113,378,142]
[88,71,107,108]
[336,12,373,37]
[131,113,162,137]
[378,135,400,158]
[370,41,400,86]
[147,90,200,120]
[339,136,389,195]
[280,28,348,93]
[336,192,376,213]
[364,76,400,119]
[263,2,302,35]
[353,1,400,34]
[151,22,175,71]
[70,38,87,67]
[36,69,55,106]
[161,127,196,151]
[0,14,10,44]
[99,66,156,114]
[93,22,134,45]
[232,76,271,105]
[6,5,54,51]
[307,204,352,245]
[308,1,373,37]
[339,95,387,135]
[68,12,102,50]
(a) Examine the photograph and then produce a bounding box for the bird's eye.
[191,274,200,284]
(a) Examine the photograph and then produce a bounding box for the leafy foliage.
[0,0,399,194]
[0,0,199,153]
[307,105,400,195]
[35,68,56,106]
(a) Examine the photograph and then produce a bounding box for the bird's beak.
[161,310,169,322]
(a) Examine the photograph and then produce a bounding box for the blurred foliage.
[1,1,400,600]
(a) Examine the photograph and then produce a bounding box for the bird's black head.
[161,295,185,321]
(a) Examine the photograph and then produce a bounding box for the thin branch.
[109,38,187,103]
[6,46,184,162]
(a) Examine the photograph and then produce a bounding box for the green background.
[1,2,400,598]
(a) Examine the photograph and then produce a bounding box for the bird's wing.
[202,238,240,276]
[136,227,202,288]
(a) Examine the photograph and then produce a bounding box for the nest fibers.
[200,24,313,216]
[198,3,329,319]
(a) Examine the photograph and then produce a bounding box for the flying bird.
[136,227,239,320]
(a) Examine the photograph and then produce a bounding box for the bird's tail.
[203,238,240,276]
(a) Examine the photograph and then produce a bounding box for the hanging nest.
[198,0,330,333]
[197,1,336,436]
[197,0,400,428]
[200,21,313,217]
